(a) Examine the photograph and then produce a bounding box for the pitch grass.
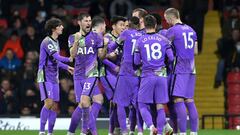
[1,129,240,135]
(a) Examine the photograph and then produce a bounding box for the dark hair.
[144,15,157,29]
[78,13,91,21]
[151,13,162,26]
[110,16,126,25]
[129,16,140,29]
[44,18,62,35]
[132,8,148,18]
[92,16,105,27]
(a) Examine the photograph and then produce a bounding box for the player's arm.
[98,36,107,60]
[134,42,141,65]
[194,41,198,55]
[69,32,81,58]
[59,62,74,74]
[52,52,72,63]
[103,59,119,73]
[166,46,174,63]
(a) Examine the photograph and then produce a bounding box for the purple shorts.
[113,75,139,107]
[74,79,85,103]
[171,74,196,99]
[138,76,169,104]
[81,77,101,97]
[39,82,59,102]
[99,74,116,100]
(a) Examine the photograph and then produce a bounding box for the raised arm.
[69,32,82,58]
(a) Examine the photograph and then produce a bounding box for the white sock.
[164,122,173,132]
[173,133,178,135]
[108,133,113,135]
[39,132,45,135]
[179,133,186,135]
[190,132,198,135]
[137,132,143,135]
[129,131,134,135]
[150,125,155,131]
[67,132,75,135]
[47,133,53,135]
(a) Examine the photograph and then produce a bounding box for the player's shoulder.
[41,36,52,47]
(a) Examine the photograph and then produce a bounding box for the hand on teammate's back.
[67,66,74,75]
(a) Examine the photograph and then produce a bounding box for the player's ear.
[112,24,116,30]
[77,20,81,26]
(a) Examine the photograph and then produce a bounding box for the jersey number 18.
[144,43,162,61]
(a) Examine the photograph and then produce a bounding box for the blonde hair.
[164,8,180,19]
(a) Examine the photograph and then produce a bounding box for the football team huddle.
[37,7,199,135]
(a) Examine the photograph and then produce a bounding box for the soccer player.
[100,16,126,135]
[112,16,143,135]
[37,18,74,135]
[134,14,174,135]
[67,13,92,135]
[132,8,148,32]
[80,16,107,135]
[164,8,199,135]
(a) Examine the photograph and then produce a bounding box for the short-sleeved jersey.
[158,29,168,37]
[69,31,104,78]
[37,36,60,83]
[118,29,143,76]
[136,33,172,77]
[166,23,197,74]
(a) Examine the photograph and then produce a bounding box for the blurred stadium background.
[0,0,240,134]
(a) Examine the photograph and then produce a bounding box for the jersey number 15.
[182,32,194,49]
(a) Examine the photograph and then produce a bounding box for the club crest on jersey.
[78,47,94,55]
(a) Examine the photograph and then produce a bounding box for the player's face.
[100,22,106,33]
[113,21,125,35]
[54,25,64,35]
[164,14,173,26]
[132,11,139,18]
[79,16,92,34]
[124,20,129,30]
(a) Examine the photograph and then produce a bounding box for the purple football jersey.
[136,33,174,77]
[103,33,122,76]
[37,36,61,83]
[158,29,168,37]
[69,31,104,78]
[117,29,143,76]
[166,23,197,74]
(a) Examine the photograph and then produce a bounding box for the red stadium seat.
[229,117,240,129]
[19,8,28,19]
[0,19,8,28]
[228,94,240,105]
[227,72,240,84]
[228,105,240,114]
[228,84,240,94]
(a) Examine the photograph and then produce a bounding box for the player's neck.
[172,19,182,25]
[51,32,58,40]
[140,23,145,30]
[92,27,101,34]
[146,28,156,34]
[111,30,118,37]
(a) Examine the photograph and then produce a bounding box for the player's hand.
[74,32,82,42]
[104,37,109,46]
[67,66,74,75]
[69,56,74,62]
[114,66,120,73]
